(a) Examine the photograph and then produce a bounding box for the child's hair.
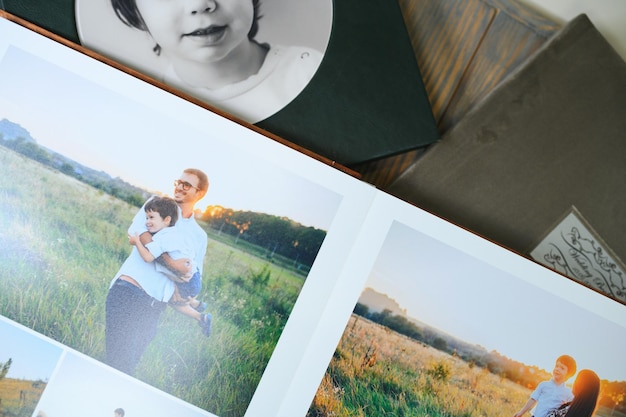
[111,0,262,40]
[145,196,179,226]
[557,354,577,379]
[114,409,125,417]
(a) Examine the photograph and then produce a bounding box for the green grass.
[0,147,305,417]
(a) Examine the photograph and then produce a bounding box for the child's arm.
[514,398,537,417]
[138,231,193,280]
[128,232,156,263]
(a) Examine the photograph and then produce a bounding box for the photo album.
[1,11,625,417]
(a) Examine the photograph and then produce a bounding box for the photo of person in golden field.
[0,319,62,417]
[308,221,626,417]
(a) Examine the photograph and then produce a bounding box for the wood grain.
[354,0,561,188]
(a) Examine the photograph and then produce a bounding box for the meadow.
[0,378,46,417]
[0,147,306,417]
[308,314,533,417]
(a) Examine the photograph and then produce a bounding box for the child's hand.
[169,258,193,279]
[128,233,141,246]
[180,269,193,282]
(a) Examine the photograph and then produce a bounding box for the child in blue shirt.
[129,196,212,336]
[514,355,577,417]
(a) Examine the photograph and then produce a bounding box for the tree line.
[200,206,326,268]
[0,358,11,380]
[1,139,326,269]
[0,136,148,207]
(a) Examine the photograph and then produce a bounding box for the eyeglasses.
[174,179,200,191]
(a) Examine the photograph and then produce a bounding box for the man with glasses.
[105,168,209,376]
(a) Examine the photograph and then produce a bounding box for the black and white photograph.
[75,0,333,123]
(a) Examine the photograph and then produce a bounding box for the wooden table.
[354,0,561,189]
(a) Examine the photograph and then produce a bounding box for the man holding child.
[104,168,209,375]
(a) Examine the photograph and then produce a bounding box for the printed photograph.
[0,318,63,417]
[0,44,342,417]
[308,220,626,417]
[75,0,333,123]
[35,352,209,417]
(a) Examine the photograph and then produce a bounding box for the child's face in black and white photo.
[134,0,255,64]
[78,0,332,123]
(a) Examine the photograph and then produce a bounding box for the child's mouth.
[184,25,227,42]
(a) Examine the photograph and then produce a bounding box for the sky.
[366,221,626,383]
[0,45,341,231]
[0,319,62,381]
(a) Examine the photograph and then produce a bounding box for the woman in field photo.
[552,369,601,417]
[306,221,626,417]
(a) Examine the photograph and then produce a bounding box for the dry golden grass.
[0,378,46,417]
[309,314,530,417]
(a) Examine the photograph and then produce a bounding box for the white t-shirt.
[164,44,323,123]
[166,214,208,277]
[146,226,195,280]
[111,198,208,302]
[531,379,574,417]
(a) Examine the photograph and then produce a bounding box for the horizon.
[357,286,625,383]
[364,221,626,383]
[0,44,342,231]
[0,127,328,230]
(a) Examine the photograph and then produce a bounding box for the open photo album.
[1,12,625,417]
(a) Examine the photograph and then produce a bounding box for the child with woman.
[514,355,577,417]
[548,369,601,417]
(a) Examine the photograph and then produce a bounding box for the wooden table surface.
[353,0,561,189]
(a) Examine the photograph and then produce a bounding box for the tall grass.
[308,314,530,417]
[0,147,304,417]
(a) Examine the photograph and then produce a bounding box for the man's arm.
[139,232,192,278]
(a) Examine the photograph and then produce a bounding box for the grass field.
[0,378,46,417]
[308,314,532,417]
[0,147,306,417]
